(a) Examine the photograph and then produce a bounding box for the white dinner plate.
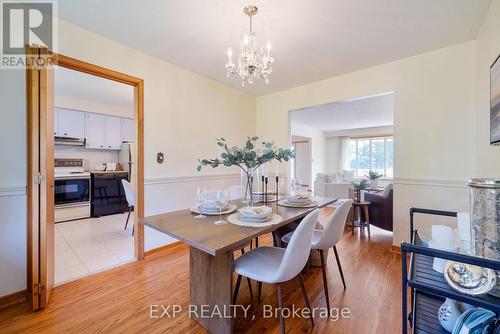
[190,204,237,216]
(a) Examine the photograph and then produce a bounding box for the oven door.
[54,177,90,206]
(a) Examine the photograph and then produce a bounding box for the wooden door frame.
[26,46,145,308]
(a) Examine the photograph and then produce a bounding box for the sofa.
[314,171,356,199]
[364,184,393,232]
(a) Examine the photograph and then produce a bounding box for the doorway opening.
[26,47,144,309]
[288,92,395,234]
[53,65,137,285]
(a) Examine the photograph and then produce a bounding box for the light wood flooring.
[0,226,402,333]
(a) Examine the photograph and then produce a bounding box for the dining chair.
[281,199,353,312]
[233,209,320,334]
[121,179,135,236]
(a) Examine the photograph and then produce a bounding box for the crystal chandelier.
[225,5,274,86]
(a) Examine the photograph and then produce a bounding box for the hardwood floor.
[0,227,402,333]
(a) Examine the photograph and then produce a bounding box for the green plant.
[197,136,294,172]
[197,137,294,205]
[352,179,370,190]
[366,170,383,180]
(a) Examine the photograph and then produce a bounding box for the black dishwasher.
[91,171,128,217]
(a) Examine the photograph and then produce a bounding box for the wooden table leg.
[190,247,233,334]
[363,205,371,237]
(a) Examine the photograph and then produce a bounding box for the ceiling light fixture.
[225,5,274,87]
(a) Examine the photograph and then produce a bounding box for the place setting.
[189,188,237,224]
[278,192,318,208]
[227,205,283,227]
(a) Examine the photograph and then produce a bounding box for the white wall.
[324,137,341,172]
[0,19,255,297]
[290,122,325,188]
[475,0,500,178]
[257,41,477,246]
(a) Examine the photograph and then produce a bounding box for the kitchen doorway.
[26,46,144,310]
[53,65,137,285]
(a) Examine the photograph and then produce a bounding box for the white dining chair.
[121,179,135,236]
[281,199,353,312]
[233,209,320,334]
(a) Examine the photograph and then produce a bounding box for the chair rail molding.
[393,177,467,189]
[0,185,26,197]
[144,173,240,186]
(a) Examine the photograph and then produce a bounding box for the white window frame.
[348,136,393,178]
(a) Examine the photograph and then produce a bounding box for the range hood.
[54,136,86,146]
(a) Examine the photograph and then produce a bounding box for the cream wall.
[257,41,477,245]
[475,0,500,177]
[290,122,326,188]
[0,19,255,297]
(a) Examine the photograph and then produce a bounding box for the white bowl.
[238,206,272,219]
[285,194,311,204]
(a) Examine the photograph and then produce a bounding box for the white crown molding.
[393,177,467,189]
[0,186,26,197]
[144,173,240,186]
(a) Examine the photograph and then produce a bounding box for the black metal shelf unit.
[401,208,500,334]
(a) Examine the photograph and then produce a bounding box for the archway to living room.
[288,92,395,237]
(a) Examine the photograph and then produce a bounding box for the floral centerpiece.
[197,137,294,205]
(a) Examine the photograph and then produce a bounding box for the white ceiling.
[291,93,394,132]
[58,0,491,96]
[55,66,134,113]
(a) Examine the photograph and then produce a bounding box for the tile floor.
[55,212,135,285]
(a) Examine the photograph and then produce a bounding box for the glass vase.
[241,167,255,206]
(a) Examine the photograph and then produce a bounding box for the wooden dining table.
[140,196,337,334]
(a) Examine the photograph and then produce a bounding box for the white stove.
[54,158,91,222]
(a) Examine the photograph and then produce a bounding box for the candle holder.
[264,177,269,205]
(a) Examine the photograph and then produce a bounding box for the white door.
[57,108,85,138]
[121,118,134,142]
[294,141,312,187]
[105,115,122,149]
[85,113,106,149]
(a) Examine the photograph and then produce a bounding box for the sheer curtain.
[339,136,350,171]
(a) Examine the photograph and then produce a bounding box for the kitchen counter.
[91,170,128,174]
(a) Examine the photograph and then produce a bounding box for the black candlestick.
[275,176,279,201]
[264,177,269,205]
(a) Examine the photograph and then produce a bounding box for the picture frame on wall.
[491,53,500,145]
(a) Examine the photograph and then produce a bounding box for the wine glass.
[214,189,229,225]
[194,187,206,219]
[291,178,301,194]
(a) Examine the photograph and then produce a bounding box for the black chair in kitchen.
[121,179,135,235]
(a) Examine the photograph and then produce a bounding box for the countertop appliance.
[54,158,91,222]
[91,171,128,217]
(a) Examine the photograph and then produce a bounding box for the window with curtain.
[348,136,393,177]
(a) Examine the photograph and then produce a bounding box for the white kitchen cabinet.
[54,108,59,136]
[56,108,85,138]
[85,113,106,149]
[105,115,122,149]
[121,118,134,142]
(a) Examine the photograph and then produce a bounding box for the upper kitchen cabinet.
[55,108,85,138]
[105,116,122,149]
[121,118,134,142]
[85,113,106,149]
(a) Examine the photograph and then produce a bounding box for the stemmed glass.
[194,187,206,219]
[291,178,301,194]
[214,189,229,225]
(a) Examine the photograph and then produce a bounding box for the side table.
[352,201,371,237]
